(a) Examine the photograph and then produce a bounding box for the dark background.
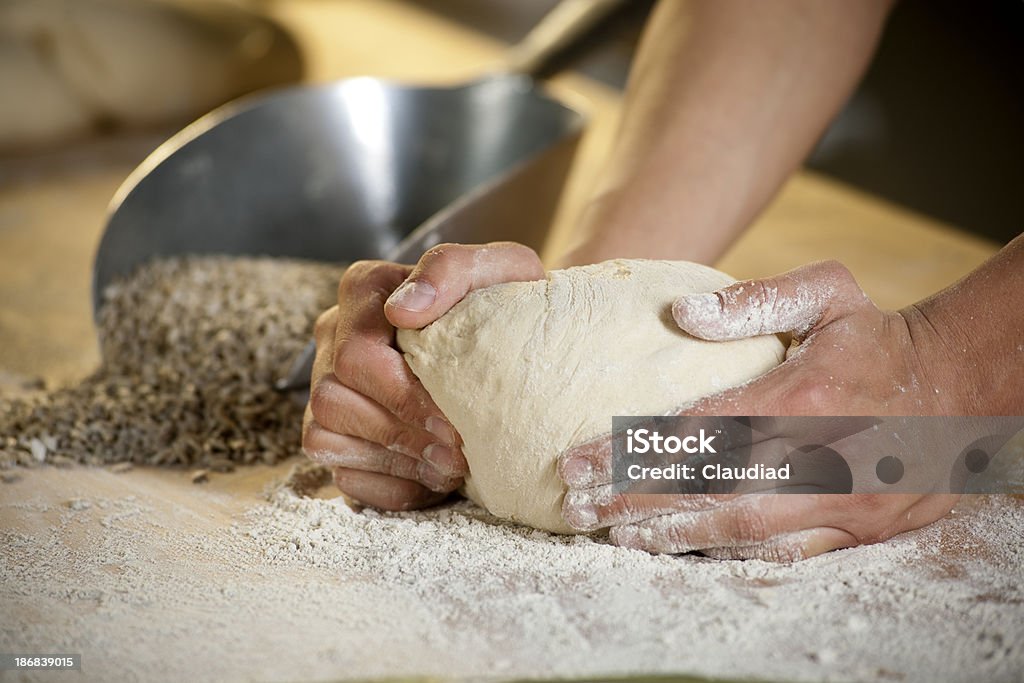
[412,0,1024,244]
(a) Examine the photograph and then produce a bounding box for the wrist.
[898,303,981,415]
[904,235,1024,415]
[902,295,1020,416]
[554,188,729,269]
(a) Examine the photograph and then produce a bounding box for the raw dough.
[397,260,786,533]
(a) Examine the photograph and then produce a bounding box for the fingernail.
[562,489,602,530]
[801,528,852,559]
[423,443,462,477]
[566,502,598,530]
[417,461,452,492]
[387,280,436,312]
[425,416,457,446]
[672,292,719,325]
[560,456,592,487]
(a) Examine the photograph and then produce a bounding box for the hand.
[559,260,972,561]
[302,242,544,511]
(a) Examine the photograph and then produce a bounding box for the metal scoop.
[93,0,624,391]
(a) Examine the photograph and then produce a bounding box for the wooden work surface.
[0,2,1016,682]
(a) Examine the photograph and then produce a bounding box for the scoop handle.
[503,0,627,78]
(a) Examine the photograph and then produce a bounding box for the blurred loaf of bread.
[0,0,303,152]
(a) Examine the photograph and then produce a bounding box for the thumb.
[672,260,870,342]
[384,242,544,329]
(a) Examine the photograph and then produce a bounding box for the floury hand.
[557,260,1018,561]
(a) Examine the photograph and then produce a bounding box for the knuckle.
[661,519,699,551]
[747,279,782,318]
[426,242,462,257]
[817,260,867,304]
[301,424,336,465]
[339,260,401,300]
[356,446,401,477]
[840,495,904,544]
[844,493,886,515]
[313,308,336,339]
[385,384,427,424]
[377,422,421,458]
[338,261,371,298]
[333,342,425,424]
[373,421,404,450]
[332,339,365,384]
[416,243,468,278]
[330,469,360,500]
[730,505,769,543]
[867,519,906,545]
[748,278,773,305]
[307,380,341,429]
[618,496,645,520]
[385,453,422,481]
[820,259,854,282]
[784,377,832,412]
[300,414,316,451]
[420,244,457,266]
[854,529,885,546]
[379,483,430,511]
[343,259,380,283]
[850,520,895,546]
[495,241,538,261]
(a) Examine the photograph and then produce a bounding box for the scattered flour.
[2,461,1022,682]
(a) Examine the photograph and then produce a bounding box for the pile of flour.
[244,474,1024,682]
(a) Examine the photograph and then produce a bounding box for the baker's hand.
[559,260,969,561]
[303,242,544,511]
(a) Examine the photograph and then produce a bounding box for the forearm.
[906,233,1024,414]
[557,0,894,267]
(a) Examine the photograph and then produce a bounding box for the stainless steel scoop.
[93,0,624,391]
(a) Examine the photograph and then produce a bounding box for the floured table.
[2,462,1023,682]
[1,1,1022,682]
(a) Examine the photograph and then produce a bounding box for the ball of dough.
[396,260,786,533]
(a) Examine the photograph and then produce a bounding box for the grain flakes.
[0,255,344,470]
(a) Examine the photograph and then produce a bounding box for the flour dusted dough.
[396,260,786,533]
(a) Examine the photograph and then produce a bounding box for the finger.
[899,494,960,536]
[308,375,466,476]
[609,494,829,554]
[384,242,544,329]
[701,527,858,562]
[840,493,959,545]
[332,263,459,444]
[335,259,411,346]
[309,304,340,406]
[562,485,734,532]
[307,299,464,487]
[304,422,460,493]
[557,433,614,488]
[672,260,870,342]
[332,467,449,512]
[312,306,338,374]
[333,338,459,445]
